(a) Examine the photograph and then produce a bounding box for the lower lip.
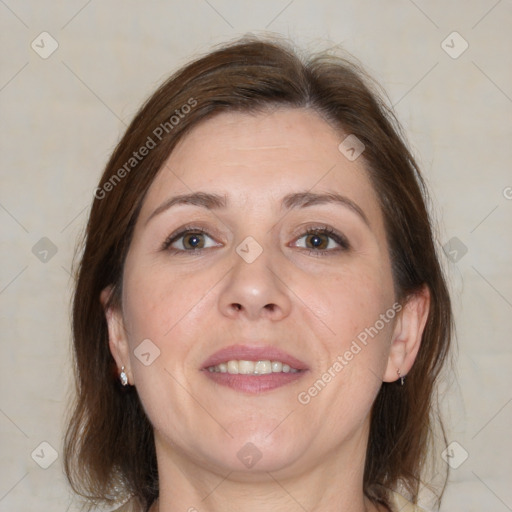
[201,370,308,393]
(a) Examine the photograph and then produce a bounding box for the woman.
[64,36,453,512]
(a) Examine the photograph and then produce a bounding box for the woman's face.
[107,108,405,476]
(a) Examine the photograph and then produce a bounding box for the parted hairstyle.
[64,35,453,511]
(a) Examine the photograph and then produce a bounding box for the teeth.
[207,360,300,375]
[238,360,255,374]
[271,361,282,372]
[227,360,239,374]
[254,360,271,374]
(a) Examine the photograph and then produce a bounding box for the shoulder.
[110,497,144,512]
[390,491,429,512]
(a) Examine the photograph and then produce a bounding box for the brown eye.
[163,228,220,252]
[292,227,350,254]
[305,233,329,250]
[182,233,205,249]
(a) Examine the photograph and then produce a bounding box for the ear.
[100,285,133,385]
[383,285,430,383]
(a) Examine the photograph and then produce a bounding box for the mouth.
[201,344,309,394]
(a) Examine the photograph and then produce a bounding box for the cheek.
[303,263,395,343]
[122,259,209,340]
[120,269,203,430]
[295,278,394,441]
[121,260,225,392]
[120,268,186,388]
[293,263,395,408]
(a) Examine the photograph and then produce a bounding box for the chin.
[206,430,306,477]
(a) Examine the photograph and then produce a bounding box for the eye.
[162,227,220,252]
[292,226,350,255]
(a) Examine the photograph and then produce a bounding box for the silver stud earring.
[119,366,128,386]
[397,368,405,386]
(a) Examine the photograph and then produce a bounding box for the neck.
[151,428,386,512]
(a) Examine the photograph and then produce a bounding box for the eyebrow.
[281,191,370,227]
[145,191,370,227]
[145,192,227,225]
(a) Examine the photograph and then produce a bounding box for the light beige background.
[1,1,511,511]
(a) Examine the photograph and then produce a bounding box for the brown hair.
[65,36,453,511]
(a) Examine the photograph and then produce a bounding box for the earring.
[397,368,405,386]
[119,366,128,386]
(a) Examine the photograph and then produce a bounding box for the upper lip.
[201,344,309,371]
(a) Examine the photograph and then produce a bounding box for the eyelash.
[161,224,350,256]
[162,224,218,254]
[295,226,350,256]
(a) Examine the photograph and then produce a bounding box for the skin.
[102,108,430,512]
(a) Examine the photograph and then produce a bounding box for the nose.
[218,245,292,321]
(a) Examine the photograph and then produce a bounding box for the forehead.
[140,108,382,225]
